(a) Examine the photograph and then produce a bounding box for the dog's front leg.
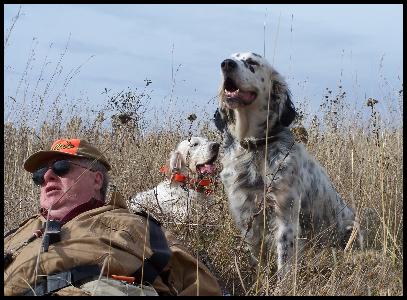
[275,219,295,280]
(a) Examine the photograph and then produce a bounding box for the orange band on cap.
[50,139,80,155]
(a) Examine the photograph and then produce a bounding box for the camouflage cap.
[24,138,111,172]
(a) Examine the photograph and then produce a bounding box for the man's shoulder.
[4,214,42,237]
[88,206,150,232]
[4,214,43,247]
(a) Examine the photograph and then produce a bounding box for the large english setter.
[214,52,363,279]
[130,137,219,222]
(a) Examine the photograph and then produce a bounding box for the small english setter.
[214,52,363,279]
[130,137,219,222]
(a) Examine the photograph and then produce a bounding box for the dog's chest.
[220,145,265,190]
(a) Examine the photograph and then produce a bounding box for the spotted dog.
[214,52,363,279]
[130,137,219,222]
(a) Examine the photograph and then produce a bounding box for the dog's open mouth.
[223,77,257,107]
[196,153,218,175]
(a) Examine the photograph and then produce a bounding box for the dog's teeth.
[225,89,240,97]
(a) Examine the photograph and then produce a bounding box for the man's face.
[38,157,103,220]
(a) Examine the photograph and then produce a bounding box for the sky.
[4,4,403,129]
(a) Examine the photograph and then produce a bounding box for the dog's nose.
[221,59,237,72]
[211,142,220,153]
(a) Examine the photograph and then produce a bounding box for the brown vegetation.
[4,82,403,295]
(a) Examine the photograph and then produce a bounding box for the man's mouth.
[223,77,257,107]
[45,185,61,194]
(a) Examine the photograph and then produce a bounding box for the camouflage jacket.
[4,191,222,296]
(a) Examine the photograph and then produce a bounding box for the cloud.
[4,4,402,125]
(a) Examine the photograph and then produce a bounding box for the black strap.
[133,211,172,284]
[41,220,61,252]
[23,264,101,296]
[240,136,280,151]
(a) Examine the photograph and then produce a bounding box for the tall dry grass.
[4,15,403,295]
[4,83,403,295]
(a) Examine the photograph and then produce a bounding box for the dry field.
[4,81,403,295]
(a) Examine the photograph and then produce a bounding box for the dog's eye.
[246,58,259,66]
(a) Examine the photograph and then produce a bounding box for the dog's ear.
[214,107,235,132]
[213,108,226,132]
[169,151,184,174]
[279,90,297,127]
[272,79,297,127]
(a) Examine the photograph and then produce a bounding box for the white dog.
[130,137,220,222]
[214,52,363,279]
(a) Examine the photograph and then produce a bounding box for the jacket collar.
[105,190,128,209]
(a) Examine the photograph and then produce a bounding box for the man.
[4,138,222,296]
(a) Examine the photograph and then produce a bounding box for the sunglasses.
[32,160,94,186]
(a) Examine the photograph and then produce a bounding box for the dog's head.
[215,52,297,133]
[168,136,220,177]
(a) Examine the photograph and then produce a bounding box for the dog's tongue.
[197,164,216,175]
[225,89,256,102]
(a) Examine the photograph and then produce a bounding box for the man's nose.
[43,168,58,183]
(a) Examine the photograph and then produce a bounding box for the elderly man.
[4,138,222,296]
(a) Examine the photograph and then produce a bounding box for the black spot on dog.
[243,60,249,69]
[280,234,287,243]
[277,89,297,127]
[213,108,226,132]
[253,53,262,58]
[214,107,236,131]
[261,78,264,82]
[236,53,240,57]
[249,66,255,73]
